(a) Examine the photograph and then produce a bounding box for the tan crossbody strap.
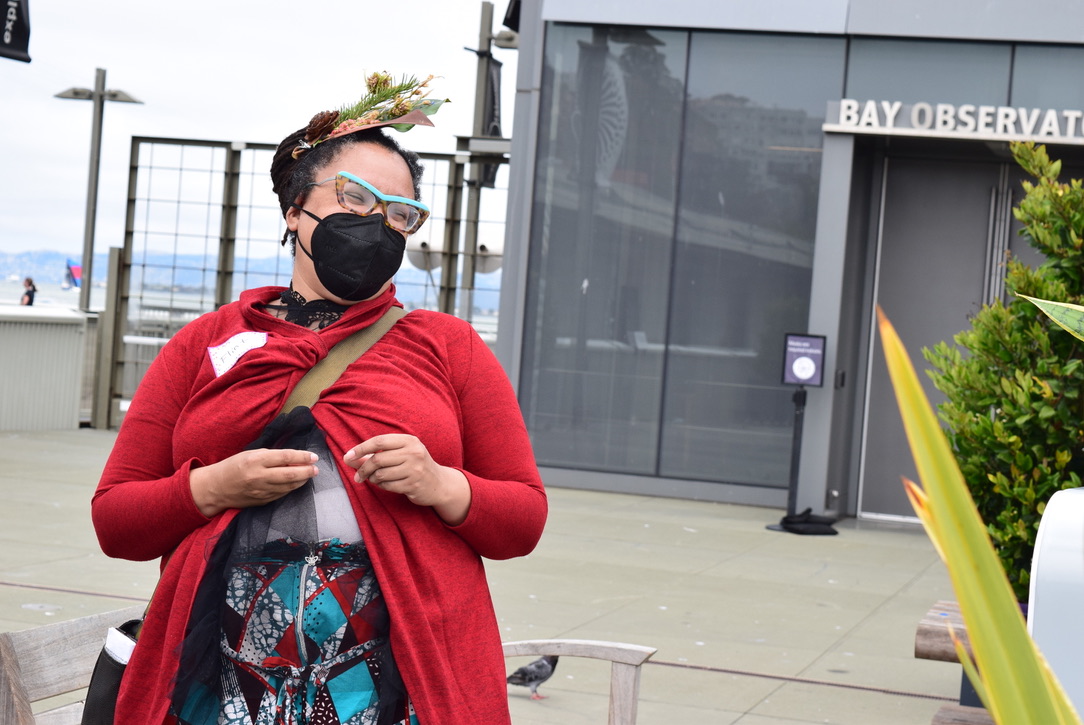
[281,305,407,413]
[138,307,406,624]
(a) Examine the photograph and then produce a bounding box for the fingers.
[270,450,319,486]
[259,448,321,469]
[237,449,319,487]
[344,437,400,477]
[354,451,409,486]
[197,448,319,514]
[343,435,427,488]
[337,435,469,521]
[343,434,412,465]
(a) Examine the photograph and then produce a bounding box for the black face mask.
[294,208,406,302]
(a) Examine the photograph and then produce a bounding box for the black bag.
[80,618,142,725]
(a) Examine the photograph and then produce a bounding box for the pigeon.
[507,655,559,700]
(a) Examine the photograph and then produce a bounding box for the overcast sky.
[0,0,518,257]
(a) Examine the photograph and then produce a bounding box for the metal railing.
[90,135,509,428]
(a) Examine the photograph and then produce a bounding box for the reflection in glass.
[522,24,688,474]
[847,38,1011,106]
[661,32,845,486]
[520,25,845,487]
[1011,45,1084,111]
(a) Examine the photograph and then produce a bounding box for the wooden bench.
[924,703,998,725]
[503,639,657,725]
[3,610,654,725]
[0,604,145,725]
[915,600,973,662]
[915,600,993,725]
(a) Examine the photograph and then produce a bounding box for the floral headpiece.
[292,72,447,159]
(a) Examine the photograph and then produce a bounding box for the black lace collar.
[261,288,348,329]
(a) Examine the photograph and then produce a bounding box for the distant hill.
[0,250,94,286]
[0,250,501,311]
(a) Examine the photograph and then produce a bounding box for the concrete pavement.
[0,428,960,724]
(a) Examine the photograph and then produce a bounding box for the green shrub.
[923,142,1084,602]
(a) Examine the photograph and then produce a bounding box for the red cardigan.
[92,286,547,724]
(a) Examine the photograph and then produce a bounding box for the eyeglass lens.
[338,177,423,233]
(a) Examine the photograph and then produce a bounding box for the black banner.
[480,57,502,188]
[503,0,520,32]
[1,0,31,63]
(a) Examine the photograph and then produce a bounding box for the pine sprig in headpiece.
[292,72,447,159]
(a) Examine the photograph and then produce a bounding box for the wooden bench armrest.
[931,703,995,724]
[503,639,657,666]
[0,604,146,725]
[915,600,972,663]
[503,639,657,725]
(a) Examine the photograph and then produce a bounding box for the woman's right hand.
[189,448,318,517]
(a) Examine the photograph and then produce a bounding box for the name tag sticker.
[208,332,268,377]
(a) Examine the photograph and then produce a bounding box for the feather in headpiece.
[292,72,447,159]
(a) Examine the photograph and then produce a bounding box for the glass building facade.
[520,26,845,489]
[514,20,1084,499]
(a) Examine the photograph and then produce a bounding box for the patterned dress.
[219,540,413,725]
[175,410,419,725]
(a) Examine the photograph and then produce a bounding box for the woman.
[91,74,547,725]
[20,276,35,305]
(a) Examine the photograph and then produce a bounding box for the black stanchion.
[767,385,838,535]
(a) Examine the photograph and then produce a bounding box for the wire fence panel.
[104,136,506,424]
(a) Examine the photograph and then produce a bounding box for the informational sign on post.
[769,332,838,535]
[782,333,826,387]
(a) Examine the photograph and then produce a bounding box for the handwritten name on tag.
[208,332,268,377]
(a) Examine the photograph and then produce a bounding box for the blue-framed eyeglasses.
[307,171,430,234]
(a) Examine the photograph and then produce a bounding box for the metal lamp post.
[55,68,141,312]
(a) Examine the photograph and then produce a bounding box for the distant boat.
[65,259,82,290]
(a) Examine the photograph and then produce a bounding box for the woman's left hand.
[343,434,471,525]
